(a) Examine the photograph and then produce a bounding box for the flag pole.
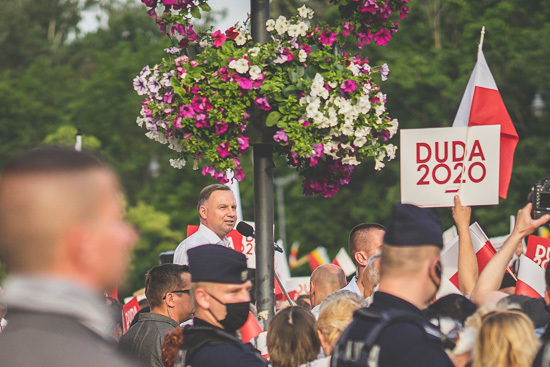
[479,26,485,51]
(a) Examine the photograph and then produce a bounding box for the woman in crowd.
[267,306,320,367]
[473,310,539,367]
[316,291,364,366]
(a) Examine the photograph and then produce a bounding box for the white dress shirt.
[341,275,362,296]
[173,224,230,265]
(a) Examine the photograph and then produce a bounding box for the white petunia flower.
[235,33,247,46]
[274,16,289,35]
[375,159,385,171]
[249,65,262,80]
[375,104,386,116]
[229,58,249,74]
[354,136,367,147]
[341,123,354,136]
[354,126,372,138]
[348,63,361,76]
[385,144,397,160]
[248,47,261,57]
[169,158,187,169]
[266,19,275,32]
[296,21,309,36]
[136,117,144,127]
[299,49,307,63]
[168,137,184,152]
[387,119,399,137]
[287,24,299,38]
[342,156,361,166]
[297,5,314,19]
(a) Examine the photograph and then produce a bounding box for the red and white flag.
[307,247,330,271]
[332,248,356,277]
[441,222,497,290]
[452,30,519,199]
[515,236,550,298]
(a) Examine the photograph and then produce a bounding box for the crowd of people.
[1,147,550,367]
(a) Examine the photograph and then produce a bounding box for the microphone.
[236,221,283,253]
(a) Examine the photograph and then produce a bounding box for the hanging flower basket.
[134,0,409,197]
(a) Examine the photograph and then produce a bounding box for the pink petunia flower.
[212,30,227,48]
[255,97,271,111]
[215,121,228,135]
[273,130,288,144]
[236,136,249,151]
[374,29,391,46]
[319,28,337,46]
[217,142,231,158]
[341,79,357,93]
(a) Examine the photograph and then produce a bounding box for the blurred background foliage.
[0,0,548,295]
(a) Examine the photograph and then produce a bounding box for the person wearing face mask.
[173,244,268,367]
[332,203,454,367]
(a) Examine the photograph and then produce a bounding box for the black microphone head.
[236,221,255,237]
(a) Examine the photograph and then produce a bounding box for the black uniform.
[334,292,454,367]
[177,318,268,367]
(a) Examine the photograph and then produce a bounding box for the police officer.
[333,203,454,367]
[174,245,268,367]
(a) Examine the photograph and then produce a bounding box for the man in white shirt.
[342,223,385,296]
[173,184,237,265]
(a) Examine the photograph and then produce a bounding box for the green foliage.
[44,125,102,150]
[123,201,184,294]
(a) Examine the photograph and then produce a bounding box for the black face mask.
[207,293,250,333]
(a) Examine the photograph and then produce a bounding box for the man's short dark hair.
[1,147,104,174]
[348,223,386,265]
[197,184,232,211]
[145,264,190,308]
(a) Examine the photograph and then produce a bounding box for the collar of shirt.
[370,291,425,318]
[197,223,230,247]
[4,275,114,340]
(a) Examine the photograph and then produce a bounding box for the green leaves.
[266,111,282,127]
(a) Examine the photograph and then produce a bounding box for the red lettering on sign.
[452,141,465,162]
[416,143,431,163]
[434,142,448,163]
[469,140,485,161]
[417,164,430,185]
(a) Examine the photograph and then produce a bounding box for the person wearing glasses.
[120,264,193,367]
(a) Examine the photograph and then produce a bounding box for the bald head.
[0,148,136,290]
[310,264,346,307]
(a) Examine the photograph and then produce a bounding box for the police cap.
[187,245,249,284]
[384,203,443,248]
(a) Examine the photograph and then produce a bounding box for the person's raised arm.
[470,203,550,305]
[452,196,477,295]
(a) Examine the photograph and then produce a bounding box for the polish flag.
[240,312,263,343]
[452,34,519,199]
[332,248,356,277]
[515,236,550,298]
[307,247,330,271]
[441,222,497,290]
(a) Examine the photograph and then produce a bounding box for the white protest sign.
[400,125,500,207]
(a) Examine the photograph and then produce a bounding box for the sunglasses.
[162,289,190,300]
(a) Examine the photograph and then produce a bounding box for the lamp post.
[250,0,275,322]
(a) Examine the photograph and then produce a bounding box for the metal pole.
[251,0,273,322]
[253,145,275,322]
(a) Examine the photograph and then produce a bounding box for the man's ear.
[164,292,176,308]
[545,289,550,307]
[355,251,368,268]
[199,205,207,221]
[194,287,210,310]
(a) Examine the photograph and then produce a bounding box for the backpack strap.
[332,308,445,367]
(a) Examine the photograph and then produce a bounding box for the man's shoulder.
[190,341,267,367]
[334,306,452,367]
[0,311,132,367]
[184,325,267,367]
